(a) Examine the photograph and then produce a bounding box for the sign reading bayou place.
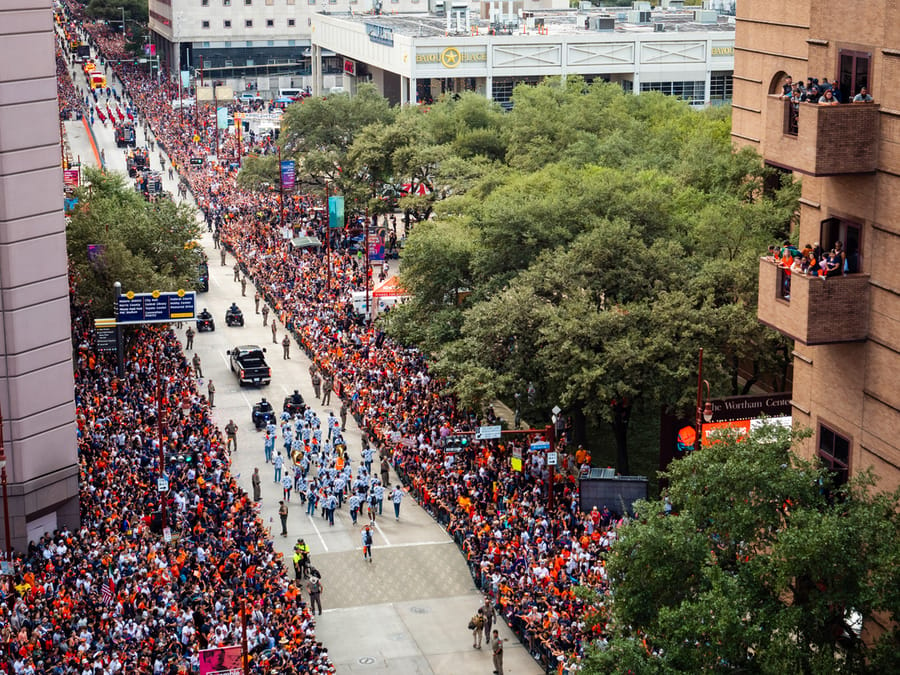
[416,46,487,69]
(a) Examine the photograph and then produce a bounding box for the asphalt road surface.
[62,48,542,675]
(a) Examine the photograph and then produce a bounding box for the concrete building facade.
[309,10,735,107]
[735,0,900,491]
[0,0,80,551]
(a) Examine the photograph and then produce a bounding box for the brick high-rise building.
[732,0,899,491]
[0,0,80,550]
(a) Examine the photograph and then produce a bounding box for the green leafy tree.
[587,425,900,674]
[67,168,204,315]
[275,84,395,200]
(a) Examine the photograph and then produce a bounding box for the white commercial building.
[309,7,735,108]
[148,0,566,94]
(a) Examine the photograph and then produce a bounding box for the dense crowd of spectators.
[14,4,623,673]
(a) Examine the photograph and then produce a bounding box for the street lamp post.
[694,347,713,452]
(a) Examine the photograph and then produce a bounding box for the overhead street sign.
[116,290,196,324]
[530,441,550,451]
[475,425,502,440]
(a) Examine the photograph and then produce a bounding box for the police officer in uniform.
[185,325,195,350]
[282,334,291,359]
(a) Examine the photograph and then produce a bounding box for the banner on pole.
[328,196,344,229]
[367,232,384,262]
[216,106,229,130]
[280,160,296,191]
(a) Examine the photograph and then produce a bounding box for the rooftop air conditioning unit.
[627,10,651,23]
[579,0,592,9]
[693,9,718,23]
[653,22,665,31]
[589,16,615,31]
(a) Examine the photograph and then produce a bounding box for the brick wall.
[757,258,870,344]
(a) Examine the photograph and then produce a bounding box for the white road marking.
[240,390,253,411]
[306,514,329,551]
[373,519,391,547]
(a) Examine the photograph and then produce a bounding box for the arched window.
[769,71,790,95]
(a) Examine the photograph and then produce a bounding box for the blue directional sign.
[116,290,196,325]
[530,441,550,451]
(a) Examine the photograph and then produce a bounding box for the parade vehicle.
[115,122,136,148]
[283,390,306,416]
[126,148,149,177]
[89,71,106,90]
[134,169,162,198]
[227,345,271,386]
[196,308,215,332]
[75,44,91,62]
[225,303,244,327]
[197,258,209,293]
[252,398,276,430]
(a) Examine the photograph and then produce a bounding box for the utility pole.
[364,206,370,322]
[155,343,167,531]
[325,182,331,293]
[212,84,219,160]
[278,145,285,230]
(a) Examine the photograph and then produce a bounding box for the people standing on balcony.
[818,89,839,105]
[802,85,820,103]
[853,86,874,103]
[780,75,794,99]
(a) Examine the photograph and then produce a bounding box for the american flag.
[100,576,115,606]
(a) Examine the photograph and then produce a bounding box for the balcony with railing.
[763,96,880,176]
[757,257,870,345]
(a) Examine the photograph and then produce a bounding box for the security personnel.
[293,539,310,579]
[185,325,195,350]
[282,334,291,359]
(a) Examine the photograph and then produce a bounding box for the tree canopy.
[587,426,900,674]
[67,168,204,315]
[238,77,799,472]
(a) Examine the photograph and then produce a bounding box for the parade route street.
[64,60,542,674]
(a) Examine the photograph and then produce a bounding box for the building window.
[288,39,295,46]
[244,19,251,27]
[267,40,274,46]
[709,72,732,104]
[203,41,210,47]
[820,218,862,273]
[223,0,230,5]
[224,41,231,46]
[287,18,296,26]
[245,0,252,4]
[224,19,231,27]
[266,0,273,4]
[201,0,208,5]
[286,0,295,4]
[202,20,210,28]
[246,40,253,46]
[640,80,706,105]
[266,19,274,26]
[818,423,850,487]
[838,49,870,103]
[621,80,633,93]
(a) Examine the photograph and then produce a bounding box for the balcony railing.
[757,258,870,345]
[763,96,880,176]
